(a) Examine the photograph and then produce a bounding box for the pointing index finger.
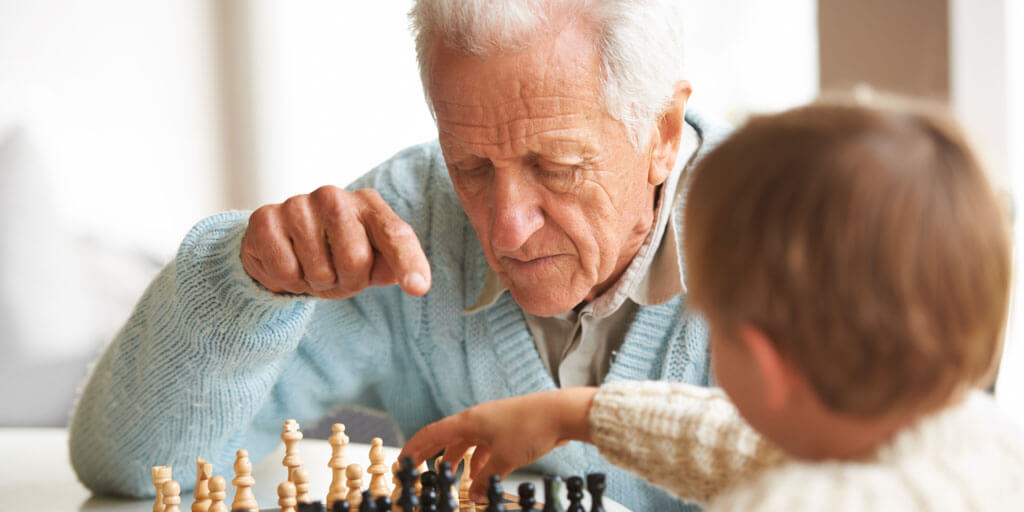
[360,198,432,295]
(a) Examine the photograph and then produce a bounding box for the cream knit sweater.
[590,381,1024,511]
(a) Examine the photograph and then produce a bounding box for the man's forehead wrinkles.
[440,123,594,149]
[432,95,600,120]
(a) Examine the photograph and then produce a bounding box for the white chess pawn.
[294,467,312,504]
[390,460,402,506]
[278,481,298,512]
[192,457,212,512]
[152,466,172,512]
[281,419,304,481]
[367,437,390,498]
[415,460,428,496]
[231,449,259,512]
[208,476,227,512]
[346,464,364,508]
[459,446,476,501]
[162,480,182,512]
[327,424,349,509]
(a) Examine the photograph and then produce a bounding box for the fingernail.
[404,272,427,292]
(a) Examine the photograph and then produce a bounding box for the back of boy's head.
[684,101,1012,417]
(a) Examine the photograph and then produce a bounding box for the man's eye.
[536,165,581,191]
[456,164,492,177]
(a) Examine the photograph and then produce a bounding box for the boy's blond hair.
[684,102,1012,417]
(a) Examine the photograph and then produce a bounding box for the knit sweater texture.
[69,113,726,511]
[590,381,1024,511]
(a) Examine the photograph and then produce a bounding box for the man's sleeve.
[589,380,788,504]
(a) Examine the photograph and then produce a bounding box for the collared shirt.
[463,122,700,387]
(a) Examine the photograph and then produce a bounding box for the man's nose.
[490,170,543,252]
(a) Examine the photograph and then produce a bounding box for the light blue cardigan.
[69,112,726,512]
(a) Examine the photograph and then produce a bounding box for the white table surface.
[0,428,628,511]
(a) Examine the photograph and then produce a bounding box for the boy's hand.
[399,387,598,502]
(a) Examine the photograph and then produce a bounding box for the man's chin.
[507,287,582,318]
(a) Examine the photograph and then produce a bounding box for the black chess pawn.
[359,490,377,512]
[542,475,564,512]
[398,456,420,512]
[420,471,439,512]
[437,460,457,512]
[565,476,584,512]
[374,495,392,512]
[300,501,326,512]
[485,474,505,512]
[586,474,606,512]
[518,482,536,511]
[332,498,351,512]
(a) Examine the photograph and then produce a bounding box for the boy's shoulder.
[709,391,1024,511]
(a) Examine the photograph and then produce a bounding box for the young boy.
[400,102,1024,510]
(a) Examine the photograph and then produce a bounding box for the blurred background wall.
[0,1,1020,436]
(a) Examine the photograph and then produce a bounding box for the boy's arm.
[589,380,787,504]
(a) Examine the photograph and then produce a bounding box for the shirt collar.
[464,122,699,316]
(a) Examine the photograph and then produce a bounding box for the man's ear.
[737,324,795,414]
[647,80,693,186]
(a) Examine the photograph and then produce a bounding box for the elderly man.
[69,1,726,510]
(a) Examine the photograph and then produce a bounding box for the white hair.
[409,0,687,148]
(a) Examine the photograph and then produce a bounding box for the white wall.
[244,0,819,203]
[0,0,223,257]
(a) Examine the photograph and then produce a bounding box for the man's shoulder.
[685,109,732,158]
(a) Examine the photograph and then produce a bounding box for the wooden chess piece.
[327,423,350,509]
[390,460,402,510]
[542,475,562,512]
[367,437,389,498]
[232,449,259,512]
[458,447,476,502]
[374,495,392,512]
[436,461,457,512]
[415,461,428,496]
[332,498,352,512]
[152,466,172,512]
[207,476,227,512]
[279,481,299,512]
[485,475,505,512]
[397,456,420,512]
[192,457,212,512]
[346,464,364,508]
[565,476,584,512]
[518,482,536,511]
[359,490,376,512]
[293,467,312,504]
[420,471,439,512]
[282,419,305,481]
[163,479,182,512]
[586,473,606,512]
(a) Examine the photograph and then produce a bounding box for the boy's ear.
[737,324,795,413]
[647,80,693,187]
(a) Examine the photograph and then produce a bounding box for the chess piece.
[374,495,392,512]
[367,437,389,498]
[346,464,364,508]
[327,424,350,509]
[298,502,327,512]
[586,473,606,512]
[282,419,305,481]
[295,467,313,503]
[397,456,420,512]
[436,461,457,512]
[332,498,352,512]
[192,457,212,512]
[457,447,476,502]
[518,482,536,511]
[390,460,402,508]
[542,475,563,512]
[152,466,172,512]
[415,461,428,495]
[485,475,505,512]
[232,449,259,512]
[163,479,183,512]
[279,481,299,512]
[208,476,227,512]
[359,490,377,512]
[565,476,584,512]
[420,471,438,512]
